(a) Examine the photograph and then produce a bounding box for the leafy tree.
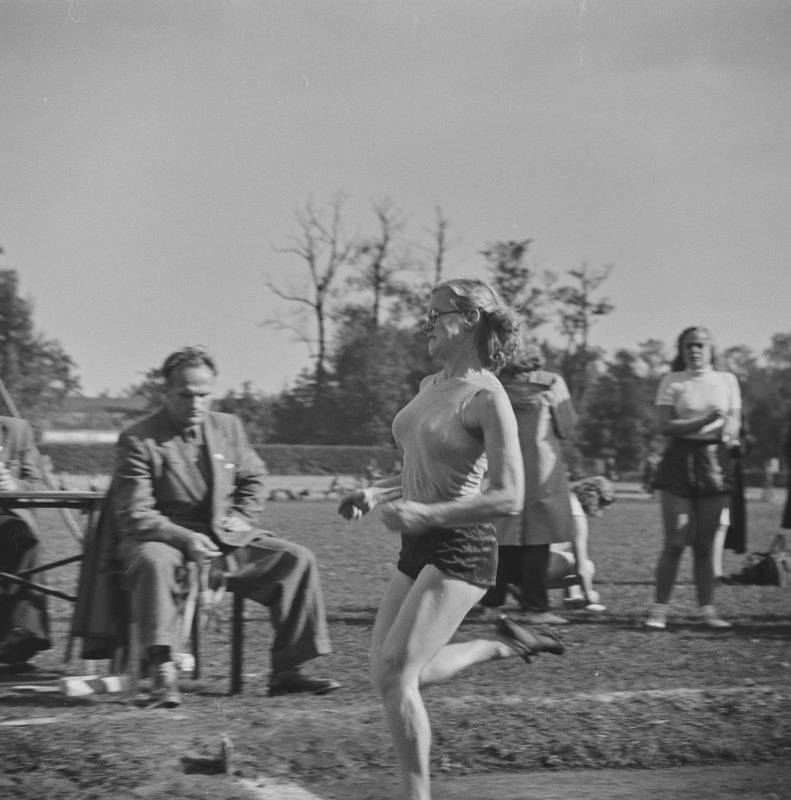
[637,338,670,378]
[551,263,615,405]
[330,318,428,445]
[578,348,657,471]
[215,382,274,447]
[741,335,791,467]
[122,366,166,410]
[0,269,80,422]
[269,370,340,444]
[481,239,555,329]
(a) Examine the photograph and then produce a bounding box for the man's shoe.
[494,616,565,663]
[645,603,668,630]
[268,669,341,697]
[0,628,49,665]
[699,605,732,630]
[522,611,569,625]
[150,661,182,708]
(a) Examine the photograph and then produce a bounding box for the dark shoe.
[0,628,50,665]
[495,616,565,663]
[268,669,341,697]
[150,661,182,708]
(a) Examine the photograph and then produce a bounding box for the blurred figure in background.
[549,477,615,612]
[646,326,741,631]
[479,333,577,625]
[0,416,50,667]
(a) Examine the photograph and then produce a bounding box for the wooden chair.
[120,562,247,695]
[184,560,246,694]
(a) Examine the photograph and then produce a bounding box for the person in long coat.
[0,416,49,665]
[480,336,577,625]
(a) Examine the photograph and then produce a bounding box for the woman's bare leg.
[655,491,692,604]
[370,567,513,800]
[692,495,728,606]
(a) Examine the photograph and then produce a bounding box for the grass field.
[1,493,790,799]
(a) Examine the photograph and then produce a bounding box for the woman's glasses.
[425,309,462,324]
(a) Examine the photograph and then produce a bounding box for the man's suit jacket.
[114,408,267,553]
[72,408,267,659]
[0,416,42,533]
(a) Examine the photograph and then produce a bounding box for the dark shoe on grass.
[495,616,565,663]
[0,628,50,665]
[149,661,182,708]
[268,669,341,697]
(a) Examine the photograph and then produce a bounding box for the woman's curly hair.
[571,476,615,517]
[433,278,524,373]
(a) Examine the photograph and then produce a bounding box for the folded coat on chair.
[70,480,128,660]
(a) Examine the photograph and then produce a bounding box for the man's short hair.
[161,346,218,384]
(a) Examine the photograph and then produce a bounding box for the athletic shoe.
[494,616,565,663]
[698,605,732,630]
[268,670,341,696]
[645,603,668,630]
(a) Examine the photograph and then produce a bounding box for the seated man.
[114,346,339,707]
[0,416,50,666]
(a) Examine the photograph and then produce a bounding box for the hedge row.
[35,443,790,486]
[38,442,401,477]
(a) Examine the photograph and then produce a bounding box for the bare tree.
[553,263,615,354]
[266,194,356,398]
[423,204,458,286]
[349,198,408,329]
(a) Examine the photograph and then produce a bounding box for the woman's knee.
[660,537,686,560]
[370,650,410,698]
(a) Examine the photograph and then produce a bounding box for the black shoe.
[148,661,182,708]
[495,616,565,663]
[268,669,341,697]
[0,628,50,665]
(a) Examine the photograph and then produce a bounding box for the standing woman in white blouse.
[646,326,741,631]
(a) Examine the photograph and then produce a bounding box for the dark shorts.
[397,524,498,588]
[653,438,734,497]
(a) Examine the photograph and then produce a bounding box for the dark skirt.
[397,524,498,588]
[653,438,734,498]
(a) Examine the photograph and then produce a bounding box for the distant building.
[39,396,149,445]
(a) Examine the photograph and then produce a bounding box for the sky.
[1,0,789,397]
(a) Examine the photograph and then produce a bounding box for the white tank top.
[392,371,504,504]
